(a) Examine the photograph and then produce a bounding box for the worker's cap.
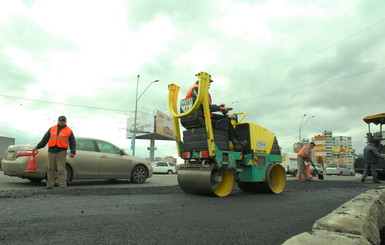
[58,116,67,121]
[310,142,316,146]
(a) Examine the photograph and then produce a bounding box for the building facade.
[293,130,353,166]
[312,131,353,166]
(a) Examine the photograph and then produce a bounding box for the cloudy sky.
[1,0,384,160]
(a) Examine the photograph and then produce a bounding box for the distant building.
[293,139,309,153]
[312,131,353,165]
[293,130,353,166]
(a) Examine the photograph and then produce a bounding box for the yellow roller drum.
[177,167,235,197]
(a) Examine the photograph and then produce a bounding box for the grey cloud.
[0,54,37,92]
[125,0,217,30]
[0,15,76,54]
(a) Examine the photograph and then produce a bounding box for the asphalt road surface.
[0,174,382,245]
[0,173,178,190]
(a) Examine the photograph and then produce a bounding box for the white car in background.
[325,163,354,176]
[152,161,176,174]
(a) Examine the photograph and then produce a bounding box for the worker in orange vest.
[34,116,76,189]
[297,142,316,181]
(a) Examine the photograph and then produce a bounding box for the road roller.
[167,72,286,197]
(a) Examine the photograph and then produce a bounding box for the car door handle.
[101,155,108,158]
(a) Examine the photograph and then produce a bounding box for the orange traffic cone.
[305,165,313,180]
[25,150,38,173]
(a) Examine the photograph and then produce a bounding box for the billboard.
[126,110,154,138]
[126,110,175,140]
[314,136,326,141]
[155,110,176,140]
[333,158,350,163]
[315,144,326,152]
[332,146,349,155]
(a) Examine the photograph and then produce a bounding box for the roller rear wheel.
[238,164,286,194]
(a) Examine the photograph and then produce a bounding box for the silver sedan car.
[325,163,354,176]
[1,137,153,184]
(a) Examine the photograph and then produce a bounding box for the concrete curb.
[283,186,385,245]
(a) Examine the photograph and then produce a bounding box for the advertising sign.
[332,146,349,155]
[333,158,350,163]
[126,110,154,138]
[126,110,175,141]
[155,110,176,140]
[314,136,326,141]
[315,144,326,152]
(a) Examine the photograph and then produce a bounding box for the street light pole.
[299,114,315,147]
[132,75,140,156]
[299,114,306,146]
[132,76,159,156]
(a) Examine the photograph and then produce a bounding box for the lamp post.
[299,114,306,145]
[132,75,159,156]
[299,114,315,147]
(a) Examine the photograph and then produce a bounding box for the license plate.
[180,98,194,112]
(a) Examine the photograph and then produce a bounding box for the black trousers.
[211,114,239,144]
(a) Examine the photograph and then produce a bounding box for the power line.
[0,94,131,113]
[229,66,385,104]
[219,17,385,101]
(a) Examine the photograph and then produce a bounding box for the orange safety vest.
[48,125,72,148]
[298,144,313,161]
[185,83,212,103]
[185,83,213,117]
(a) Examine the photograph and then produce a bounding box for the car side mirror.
[120,149,126,155]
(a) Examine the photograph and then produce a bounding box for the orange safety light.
[200,151,209,158]
[181,151,190,159]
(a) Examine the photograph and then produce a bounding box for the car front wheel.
[131,165,148,184]
[167,170,173,175]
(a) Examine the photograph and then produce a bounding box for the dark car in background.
[1,137,153,184]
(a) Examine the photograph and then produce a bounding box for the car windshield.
[328,164,337,168]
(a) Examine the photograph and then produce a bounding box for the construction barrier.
[25,150,38,173]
